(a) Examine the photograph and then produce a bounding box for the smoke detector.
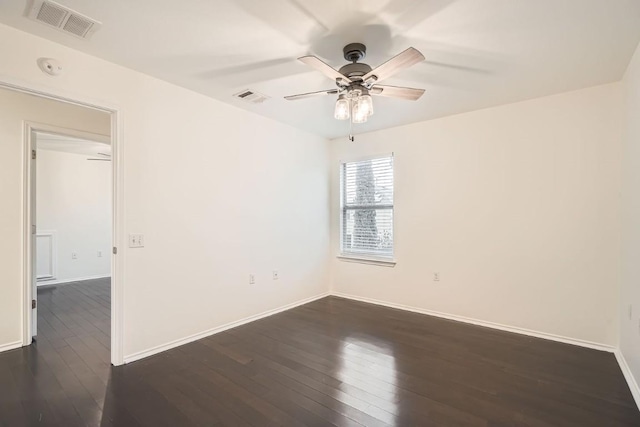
[37,58,63,76]
[26,0,101,40]
[233,90,270,105]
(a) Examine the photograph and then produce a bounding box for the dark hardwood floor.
[1,280,638,426]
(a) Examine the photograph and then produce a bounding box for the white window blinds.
[341,155,394,258]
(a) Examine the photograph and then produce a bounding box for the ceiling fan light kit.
[334,89,373,122]
[356,91,374,117]
[334,94,350,120]
[286,43,426,138]
[351,103,368,124]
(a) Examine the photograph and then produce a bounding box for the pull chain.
[348,99,355,142]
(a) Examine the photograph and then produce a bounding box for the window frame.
[339,153,396,267]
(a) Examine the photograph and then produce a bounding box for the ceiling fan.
[285,43,426,125]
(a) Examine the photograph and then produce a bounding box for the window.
[340,154,394,260]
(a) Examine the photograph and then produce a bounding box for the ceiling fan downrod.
[343,43,366,63]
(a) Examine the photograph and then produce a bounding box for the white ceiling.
[37,132,111,158]
[2,0,640,139]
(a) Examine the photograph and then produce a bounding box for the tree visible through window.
[341,155,394,258]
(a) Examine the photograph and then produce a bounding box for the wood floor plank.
[0,279,637,426]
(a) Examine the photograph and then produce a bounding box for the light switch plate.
[129,234,144,248]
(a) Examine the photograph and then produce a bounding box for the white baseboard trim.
[0,340,23,353]
[331,292,615,353]
[37,274,111,286]
[123,292,330,364]
[615,350,640,410]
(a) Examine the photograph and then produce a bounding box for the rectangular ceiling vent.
[233,90,270,105]
[27,0,101,40]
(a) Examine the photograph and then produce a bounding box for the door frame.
[0,78,125,366]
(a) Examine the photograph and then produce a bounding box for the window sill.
[337,254,396,267]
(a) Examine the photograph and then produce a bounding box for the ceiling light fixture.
[351,97,368,124]
[358,92,374,117]
[286,43,425,139]
[334,94,350,120]
[334,87,374,124]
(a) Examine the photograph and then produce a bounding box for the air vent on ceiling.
[233,90,270,104]
[27,0,101,40]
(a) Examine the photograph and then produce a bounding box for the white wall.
[621,42,640,391]
[36,148,111,284]
[330,83,622,347]
[0,23,330,359]
[0,87,110,350]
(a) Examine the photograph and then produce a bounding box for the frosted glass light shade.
[352,100,368,123]
[334,95,350,120]
[358,94,374,116]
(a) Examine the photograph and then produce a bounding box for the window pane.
[343,208,393,256]
[343,157,393,207]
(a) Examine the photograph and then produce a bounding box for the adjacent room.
[0,0,639,426]
[35,132,112,287]
[34,129,112,372]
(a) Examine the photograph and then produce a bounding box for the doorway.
[31,129,113,363]
[0,81,124,365]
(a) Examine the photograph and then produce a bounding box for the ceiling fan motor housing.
[338,62,372,82]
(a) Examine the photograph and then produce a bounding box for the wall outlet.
[97,251,103,258]
[433,272,440,282]
[630,305,633,320]
[129,234,145,248]
[71,252,77,260]
[249,274,255,285]
[272,270,279,280]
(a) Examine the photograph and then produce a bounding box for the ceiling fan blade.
[362,47,425,84]
[299,56,352,84]
[284,89,339,101]
[371,85,425,101]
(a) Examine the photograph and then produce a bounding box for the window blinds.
[341,155,394,257]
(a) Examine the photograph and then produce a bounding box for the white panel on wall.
[36,230,56,280]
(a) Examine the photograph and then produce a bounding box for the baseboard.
[123,292,330,364]
[37,274,111,286]
[0,340,23,354]
[615,350,640,410]
[331,292,615,353]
